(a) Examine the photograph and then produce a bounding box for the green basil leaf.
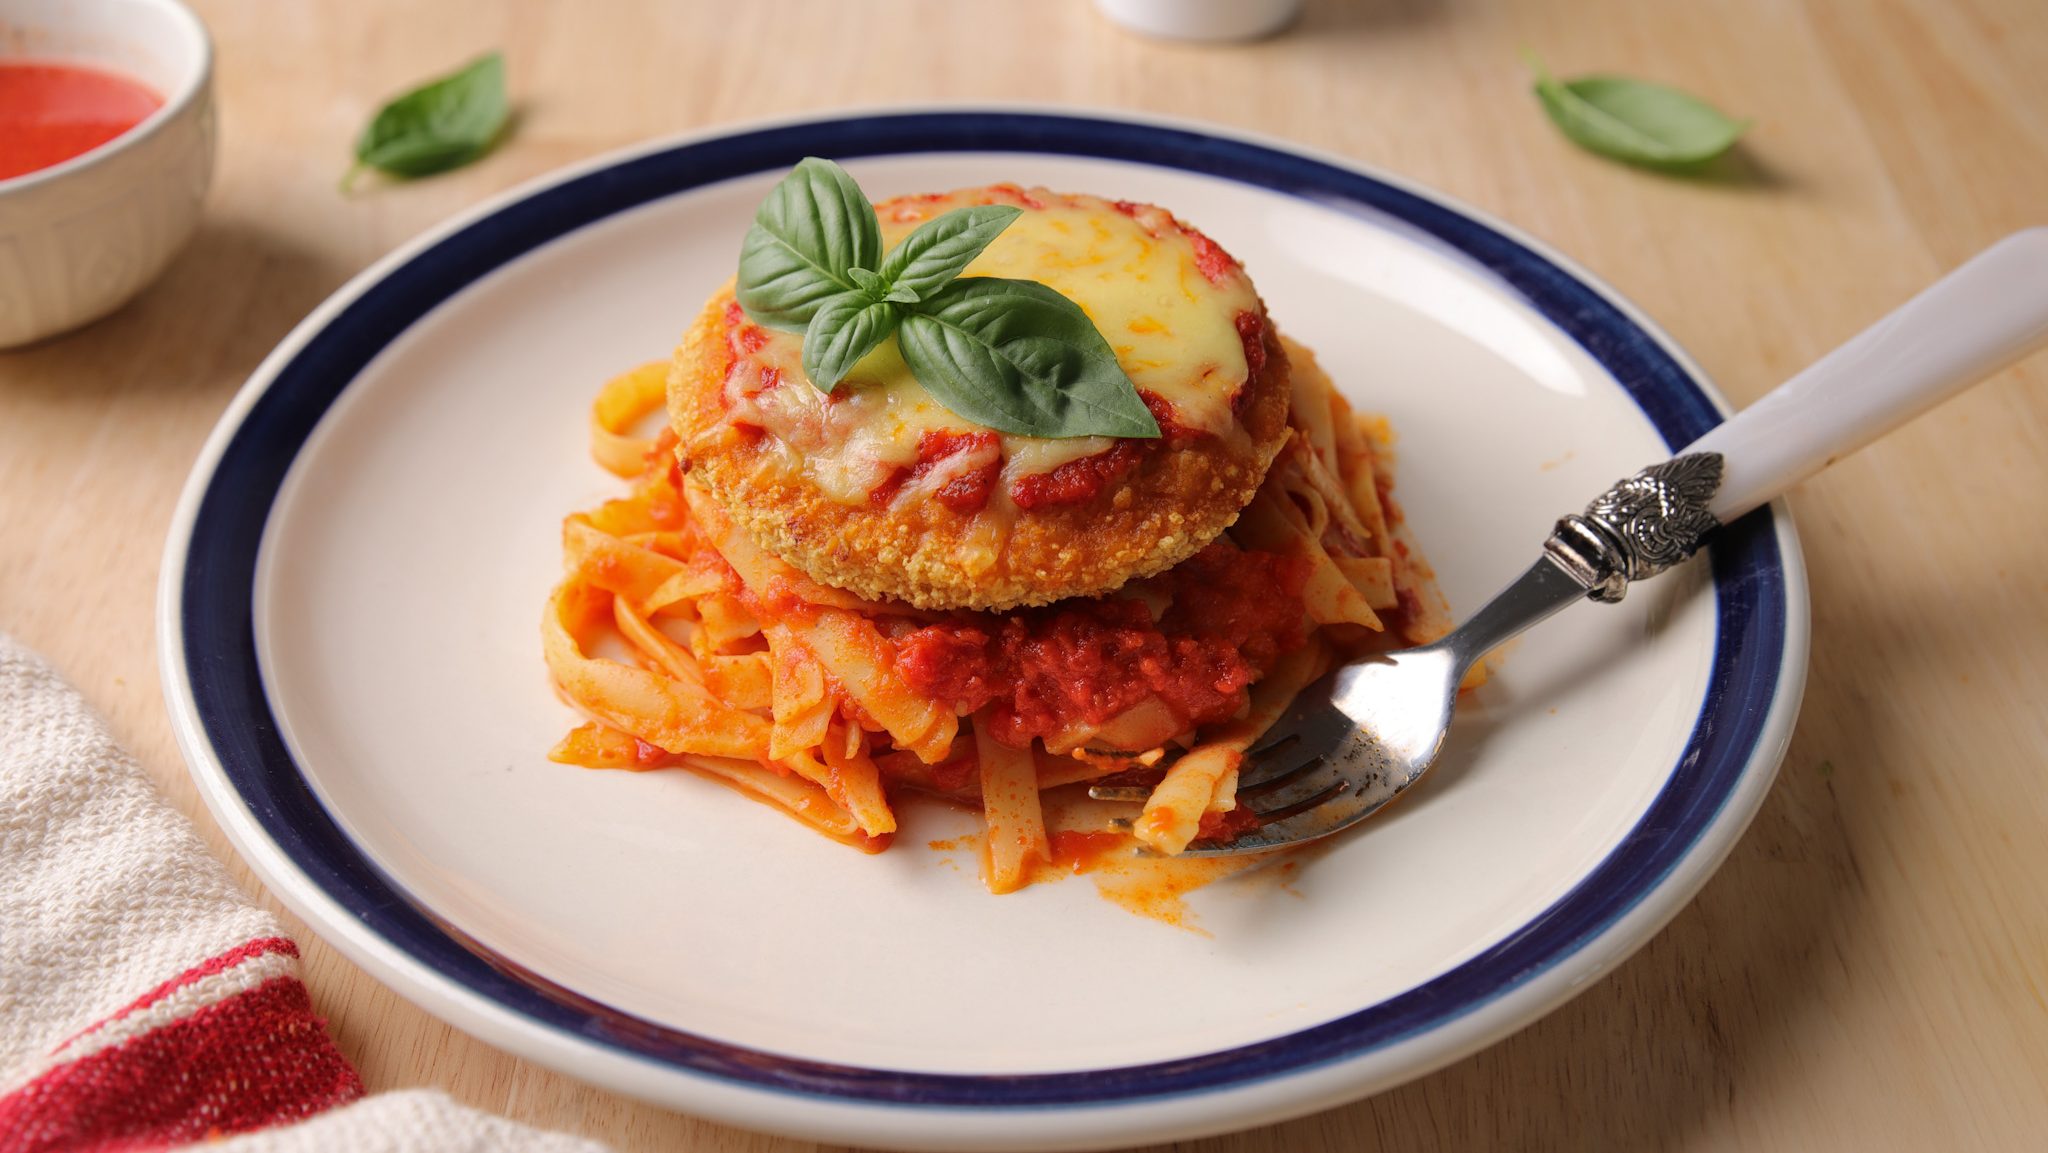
[1531,59,1749,167]
[802,294,901,391]
[877,205,1024,302]
[847,267,887,296]
[897,278,1159,440]
[349,53,508,186]
[736,158,884,332]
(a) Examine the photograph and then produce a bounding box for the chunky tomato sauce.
[1235,311,1267,377]
[982,182,1048,211]
[0,62,161,181]
[1139,390,1202,446]
[1008,439,1145,510]
[1007,392,1207,509]
[723,300,768,356]
[871,428,1002,513]
[1232,311,1268,419]
[1110,199,1242,285]
[894,542,1312,747]
[1195,804,1264,844]
[1185,228,1239,284]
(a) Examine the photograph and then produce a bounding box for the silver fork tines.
[1178,548,1606,856]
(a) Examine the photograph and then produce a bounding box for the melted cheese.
[724,187,1261,505]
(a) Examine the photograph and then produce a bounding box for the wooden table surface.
[5,0,2046,1148]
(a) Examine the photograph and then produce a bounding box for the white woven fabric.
[0,635,278,1084]
[206,1091,609,1153]
[0,634,609,1152]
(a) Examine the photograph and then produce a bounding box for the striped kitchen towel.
[0,635,606,1152]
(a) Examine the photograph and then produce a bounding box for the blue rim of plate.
[177,111,1785,1108]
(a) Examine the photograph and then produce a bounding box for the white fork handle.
[1685,228,2048,523]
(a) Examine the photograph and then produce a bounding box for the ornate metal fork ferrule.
[1543,452,1725,603]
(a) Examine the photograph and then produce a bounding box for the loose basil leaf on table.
[897,278,1160,440]
[348,52,508,187]
[877,205,1024,302]
[803,294,901,391]
[1530,58,1750,167]
[736,157,885,331]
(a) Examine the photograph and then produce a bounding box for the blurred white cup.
[1093,0,1306,42]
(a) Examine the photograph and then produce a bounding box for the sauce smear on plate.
[0,61,162,180]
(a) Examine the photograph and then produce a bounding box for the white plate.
[160,109,1806,1151]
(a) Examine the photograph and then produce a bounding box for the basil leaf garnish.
[877,205,1024,302]
[1530,58,1749,167]
[736,158,885,331]
[731,160,1161,440]
[347,53,508,188]
[803,294,900,391]
[897,278,1159,440]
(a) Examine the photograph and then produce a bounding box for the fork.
[1116,229,2048,856]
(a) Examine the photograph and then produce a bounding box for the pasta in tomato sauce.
[544,335,1472,892]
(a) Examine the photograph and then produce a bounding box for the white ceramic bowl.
[0,0,213,348]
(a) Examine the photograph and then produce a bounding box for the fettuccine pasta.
[543,338,1471,892]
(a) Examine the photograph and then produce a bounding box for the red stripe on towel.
[0,974,362,1152]
[48,937,301,1055]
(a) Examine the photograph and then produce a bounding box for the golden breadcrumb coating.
[669,285,1292,611]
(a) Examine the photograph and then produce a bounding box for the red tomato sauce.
[1231,312,1269,419]
[721,301,771,379]
[1108,199,1241,284]
[1008,439,1145,510]
[1235,311,1267,377]
[976,182,1048,211]
[1184,227,1240,284]
[643,428,689,526]
[1140,390,1206,446]
[1196,804,1264,844]
[740,575,820,626]
[871,428,1002,513]
[1048,830,1128,873]
[0,62,162,181]
[1005,391,1204,509]
[894,542,1312,747]
[631,737,676,767]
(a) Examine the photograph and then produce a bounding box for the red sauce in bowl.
[0,61,163,181]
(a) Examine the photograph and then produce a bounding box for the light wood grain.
[3,1,2045,1148]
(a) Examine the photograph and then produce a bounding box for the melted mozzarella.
[725,187,1261,505]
